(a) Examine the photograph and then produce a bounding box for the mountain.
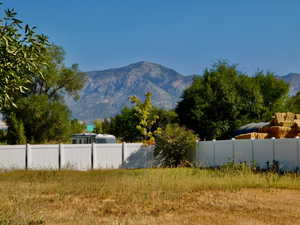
[277,73,300,96]
[66,61,194,122]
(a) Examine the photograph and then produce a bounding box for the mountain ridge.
[65,61,194,122]
[66,61,300,123]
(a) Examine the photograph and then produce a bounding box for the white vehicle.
[71,133,116,144]
[95,134,116,144]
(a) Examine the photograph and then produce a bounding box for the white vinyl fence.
[0,143,154,170]
[0,138,299,171]
[196,138,300,171]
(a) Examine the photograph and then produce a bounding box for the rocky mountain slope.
[66,61,194,122]
[277,73,300,96]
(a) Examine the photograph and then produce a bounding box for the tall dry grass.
[0,167,300,225]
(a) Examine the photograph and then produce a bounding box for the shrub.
[154,124,197,167]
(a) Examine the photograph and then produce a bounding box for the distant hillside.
[277,73,300,96]
[65,61,194,122]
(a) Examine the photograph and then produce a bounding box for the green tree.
[254,71,289,120]
[286,91,300,113]
[108,107,178,142]
[154,124,197,167]
[176,62,283,140]
[6,113,26,144]
[152,108,178,130]
[130,92,161,144]
[70,119,86,134]
[5,95,72,144]
[2,44,86,143]
[102,119,112,134]
[93,119,104,134]
[0,5,48,108]
[109,107,142,142]
[27,45,86,101]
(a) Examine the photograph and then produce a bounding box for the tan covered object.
[235,132,268,140]
[235,112,300,139]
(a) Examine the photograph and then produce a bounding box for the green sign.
[86,125,95,132]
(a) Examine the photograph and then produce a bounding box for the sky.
[2,0,300,76]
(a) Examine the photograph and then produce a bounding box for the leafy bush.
[154,124,197,167]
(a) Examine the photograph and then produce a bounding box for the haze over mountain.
[66,61,194,122]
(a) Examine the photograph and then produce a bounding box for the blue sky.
[2,0,300,76]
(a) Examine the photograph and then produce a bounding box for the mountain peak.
[133,61,153,65]
[127,61,162,68]
[66,62,194,122]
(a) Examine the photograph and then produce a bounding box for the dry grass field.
[0,167,300,225]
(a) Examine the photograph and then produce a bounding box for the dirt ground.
[0,170,299,225]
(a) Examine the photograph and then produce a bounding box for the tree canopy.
[2,44,87,143]
[254,71,289,119]
[6,95,72,144]
[26,45,86,101]
[0,4,87,143]
[176,62,289,140]
[130,92,161,144]
[109,107,142,142]
[286,91,300,113]
[0,5,48,108]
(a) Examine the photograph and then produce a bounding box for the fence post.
[91,143,95,170]
[194,141,199,167]
[232,138,235,163]
[272,137,276,163]
[25,143,30,170]
[212,139,216,166]
[297,136,300,171]
[122,142,126,164]
[150,145,154,168]
[251,137,255,166]
[58,143,62,170]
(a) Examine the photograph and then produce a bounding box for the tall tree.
[6,95,72,144]
[0,5,48,108]
[130,92,161,144]
[254,71,289,120]
[176,62,287,140]
[109,107,142,142]
[70,119,86,134]
[27,45,86,101]
[2,43,86,143]
[6,113,26,144]
[286,91,300,113]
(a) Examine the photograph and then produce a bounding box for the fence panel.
[94,144,122,169]
[124,143,143,160]
[0,145,26,169]
[123,143,153,168]
[235,139,252,164]
[62,144,91,170]
[253,139,274,169]
[274,138,298,171]
[196,141,214,167]
[215,140,234,165]
[29,145,59,170]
